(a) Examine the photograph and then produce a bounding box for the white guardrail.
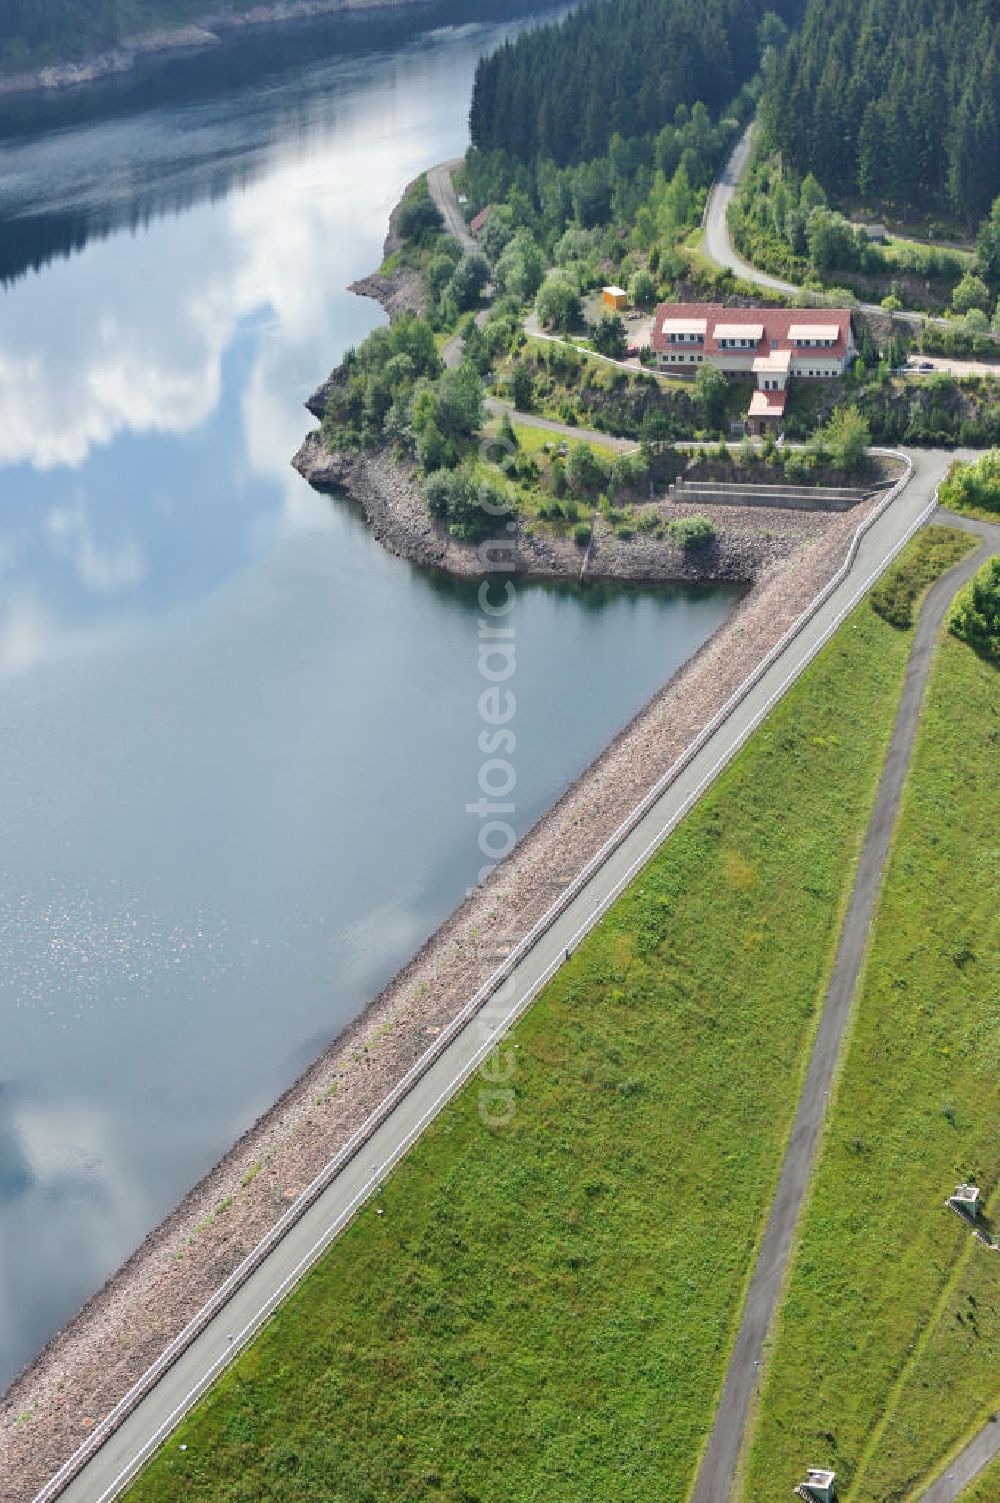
[34,448,936,1503]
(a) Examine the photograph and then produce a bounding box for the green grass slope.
[743,628,1000,1503]
[125,533,968,1503]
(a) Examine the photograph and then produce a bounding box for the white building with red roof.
[650,302,855,433]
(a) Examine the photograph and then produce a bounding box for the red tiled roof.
[652,302,852,361]
[469,206,493,234]
[748,389,788,418]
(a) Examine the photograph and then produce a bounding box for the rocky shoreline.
[292,429,854,584]
[0,0,434,98]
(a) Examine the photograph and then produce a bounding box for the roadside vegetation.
[729,153,974,314]
[950,557,1000,663]
[939,449,1000,521]
[870,527,978,629]
[858,372,1000,449]
[742,618,1000,1503]
[122,538,954,1503]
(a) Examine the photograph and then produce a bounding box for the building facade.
[650,302,856,433]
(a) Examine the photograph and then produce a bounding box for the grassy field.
[507,419,621,461]
[742,627,1000,1503]
[124,538,965,1503]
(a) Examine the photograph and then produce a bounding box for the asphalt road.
[702,127,798,296]
[690,511,999,1503]
[40,450,961,1503]
[703,128,1000,341]
[916,1418,1000,1503]
[483,396,636,452]
[426,159,477,253]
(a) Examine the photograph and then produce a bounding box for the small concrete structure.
[855,221,888,242]
[668,478,867,512]
[796,1467,836,1503]
[603,284,628,310]
[949,1184,981,1219]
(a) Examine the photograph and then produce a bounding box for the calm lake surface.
[0,3,740,1388]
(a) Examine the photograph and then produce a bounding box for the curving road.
[426,159,477,253]
[703,128,994,337]
[702,127,798,296]
[33,447,966,1503]
[689,505,1000,1503]
[483,395,636,452]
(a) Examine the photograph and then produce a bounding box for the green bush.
[949,557,1000,660]
[590,313,628,360]
[536,272,582,332]
[572,522,592,547]
[628,268,657,307]
[423,467,513,543]
[397,181,444,245]
[668,514,718,551]
[939,449,1000,516]
[870,526,977,628]
[511,363,534,411]
[446,252,490,313]
[808,407,871,472]
[566,441,606,498]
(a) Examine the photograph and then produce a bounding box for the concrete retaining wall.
[671,480,868,512]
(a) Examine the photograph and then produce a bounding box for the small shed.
[469,206,493,236]
[796,1468,836,1503]
[949,1184,981,1219]
[603,285,628,310]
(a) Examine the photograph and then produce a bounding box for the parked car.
[625,344,639,358]
[919,360,934,370]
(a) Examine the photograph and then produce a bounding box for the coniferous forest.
[469,0,806,164]
[759,0,1000,224]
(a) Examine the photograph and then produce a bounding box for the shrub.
[783,449,810,484]
[871,527,976,628]
[590,313,628,360]
[951,271,991,315]
[949,558,1000,660]
[668,514,718,551]
[446,252,490,313]
[397,182,443,244]
[494,230,546,304]
[566,441,606,498]
[809,407,870,472]
[572,522,592,547]
[511,363,534,411]
[629,268,657,307]
[939,449,1000,515]
[694,363,729,428]
[536,272,583,332]
[422,467,513,542]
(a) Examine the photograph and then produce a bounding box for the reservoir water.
[0,3,740,1389]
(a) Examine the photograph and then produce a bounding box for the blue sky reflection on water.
[0,9,740,1387]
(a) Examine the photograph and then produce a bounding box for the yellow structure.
[602,285,628,310]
